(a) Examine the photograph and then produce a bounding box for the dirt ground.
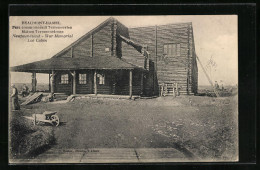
[13,94,238,161]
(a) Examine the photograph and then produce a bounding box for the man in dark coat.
[11,84,20,110]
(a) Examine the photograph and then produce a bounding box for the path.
[10,147,196,163]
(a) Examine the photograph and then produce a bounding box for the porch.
[10,57,148,98]
[49,69,145,98]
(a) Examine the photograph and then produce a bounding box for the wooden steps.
[159,83,194,96]
[54,93,69,101]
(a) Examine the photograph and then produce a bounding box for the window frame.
[97,73,105,85]
[60,74,69,84]
[163,43,181,56]
[79,73,87,85]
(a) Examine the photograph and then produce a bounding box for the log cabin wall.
[93,22,113,58]
[96,70,113,94]
[76,70,93,94]
[73,35,92,57]
[57,48,73,58]
[156,23,191,94]
[116,21,130,59]
[121,41,147,68]
[56,20,114,59]
[190,25,198,94]
[127,22,198,95]
[126,26,157,61]
[54,71,73,95]
[51,19,198,95]
[144,60,157,96]
[116,70,142,95]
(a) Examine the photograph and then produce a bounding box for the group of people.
[214,81,224,91]
[11,84,29,111]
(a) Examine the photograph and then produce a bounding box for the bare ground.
[13,94,238,161]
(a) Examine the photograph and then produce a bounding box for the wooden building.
[11,17,198,97]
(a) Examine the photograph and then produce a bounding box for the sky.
[9,16,238,86]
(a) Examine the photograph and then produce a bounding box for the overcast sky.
[9,16,238,86]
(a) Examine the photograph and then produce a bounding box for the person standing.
[22,84,29,97]
[214,81,219,90]
[11,84,20,110]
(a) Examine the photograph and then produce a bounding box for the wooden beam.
[69,71,75,77]
[49,74,51,92]
[187,25,190,95]
[73,70,76,94]
[32,72,36,92]
[155,25,157,71]
[91,34,93,57]
[154,25,158,96]
[129,70,133,99]
[176,83,179,96]
[195,54,220,97]
[94,70,97,95]
[51,70,55,94]
[173,83,176,97]
[71,47,73,58]
[140,72,144,95]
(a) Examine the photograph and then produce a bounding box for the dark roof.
[10,56,143,73]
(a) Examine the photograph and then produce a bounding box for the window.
[60,74,69,84]
[97,74,105,85]
[79,74,87,84]
[163,44,181,56]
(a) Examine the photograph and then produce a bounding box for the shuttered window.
[79,74,87,84]
[60,74,69,84]
[163,44,181,56]
[97,74,105,85]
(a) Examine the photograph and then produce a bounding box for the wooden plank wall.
[127,26,156,61]
[57,49,73,58]
[127,23,198,94]
[116,21,130,59]
[73,37,92,57]
[190,25,198,94]
[144,60,157,96]
[76,70,93,94]
[55,71,73,95]
[156,23,191,93]
[51,20,198,95]
[116,70,142,95]
[57,21,113,59]
[93,23,113,58]
[96,71,112,94]
[121,41,146,68]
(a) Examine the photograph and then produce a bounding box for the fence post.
[176,83,179,96]
[164,84,168,96]
[173,83,176,97]
[160,83,164,96]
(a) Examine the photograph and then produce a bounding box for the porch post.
[32,72,36,92]
[49,74,51,92]
[129,70,133,99]
[51,70,55,94]
[140,72,144,95]
[73,70,76,94]
[94,70,97,95]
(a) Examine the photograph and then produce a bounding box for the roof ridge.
[128,21,192,29]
